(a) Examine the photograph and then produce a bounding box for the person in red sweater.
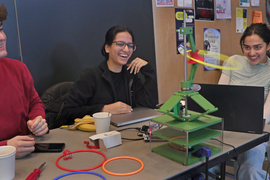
[0,4,48,158]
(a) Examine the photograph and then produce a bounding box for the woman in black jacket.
[61,26,158,123]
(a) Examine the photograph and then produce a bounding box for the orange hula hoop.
[169,136,187,151]
[102,156,144,176]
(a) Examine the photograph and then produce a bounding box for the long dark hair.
[240,23,270,53]
[101,26,135,60]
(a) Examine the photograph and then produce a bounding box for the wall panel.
[4,0,156,95]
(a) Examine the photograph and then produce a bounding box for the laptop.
[187,83,265,134]
[110,107,163,127]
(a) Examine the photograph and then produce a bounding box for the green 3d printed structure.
[151,11,223,165]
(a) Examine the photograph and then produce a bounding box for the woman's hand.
[102,101,132,114]
[127,57,148,74]
[27,116,48,136]
[7,136,35,158]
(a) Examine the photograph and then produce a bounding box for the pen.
[25,162,46,180]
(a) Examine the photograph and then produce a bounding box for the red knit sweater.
[0,57,45,146]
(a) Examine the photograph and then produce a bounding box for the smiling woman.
[218,23,270,180]
[240,24,270,65]
[241,34,269,65]
[61,25,158,124]
[105,31,135,72]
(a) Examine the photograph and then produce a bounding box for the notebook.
[110,107,163,127]
[187,83,265,134]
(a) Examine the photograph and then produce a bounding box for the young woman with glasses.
[61,26,158,123]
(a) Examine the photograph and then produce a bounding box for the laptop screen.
[187,83,264,134]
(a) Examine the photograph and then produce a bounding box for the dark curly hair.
[0,4,7,24]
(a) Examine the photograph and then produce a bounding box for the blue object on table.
[192,146,212,158]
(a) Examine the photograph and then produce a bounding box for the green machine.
[151,11,223,166]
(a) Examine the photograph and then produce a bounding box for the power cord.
[117,126,148,141]
[210,138,240,180]
[263,131,270,180]
[262,131,270,180]
[266,162,269,180]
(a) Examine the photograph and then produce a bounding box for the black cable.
[117,127,141,132]
[265,161,270,180]
[261,132,269,180]
[121,137,144,141]
[116,127,145,141]
[211,138,240,180]
[262,132,269,180]
[205,156,209,180]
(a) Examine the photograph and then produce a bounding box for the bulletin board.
[152,0,267,103]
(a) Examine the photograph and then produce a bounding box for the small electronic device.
[142,124,167,142]
[143,134,167,142]
[34,143,65,152]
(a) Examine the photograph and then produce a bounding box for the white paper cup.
[93,112,111,134]
[0,146,16,180]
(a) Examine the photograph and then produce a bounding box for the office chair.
[40,81,74,129]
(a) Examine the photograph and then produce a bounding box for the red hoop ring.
[56,149,107,172]
[102,156,144,176]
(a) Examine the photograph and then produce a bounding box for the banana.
[60,115,96,132]
[74,115,95,132]
[76,123,96,132]
[82,115,92,119]
[74,115,94,123]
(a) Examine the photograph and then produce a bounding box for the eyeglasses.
[112,41,136,51]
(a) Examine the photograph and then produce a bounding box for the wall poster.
[203,28,221,71]
[236,8,248,33]
[194,0,215,21]
[267,0,270,25]
[216,0,231,19]
[156,0,174,7]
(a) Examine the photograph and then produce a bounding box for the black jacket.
[40,82,74,129]
[61,60,158,123]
